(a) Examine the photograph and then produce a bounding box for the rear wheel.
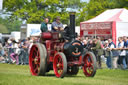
[53,52,67,78]
[29,43,47,76]
[82,52,96,77]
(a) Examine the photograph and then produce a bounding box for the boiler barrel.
[41,32,52,40]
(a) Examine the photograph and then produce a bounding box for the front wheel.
[82,52,96,77]
[53,52,67,78]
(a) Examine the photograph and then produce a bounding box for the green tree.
[0,17,9,33]
[85,0,116,20]
[3,0,84,25]
[80,0,128,22]
[111,0,128,9]
[0,17,22,33]
[0,24,9,33]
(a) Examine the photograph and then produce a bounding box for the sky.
[81,0,89,3]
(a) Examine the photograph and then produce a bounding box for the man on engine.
[51,16,64,32]
[40,18,49,32]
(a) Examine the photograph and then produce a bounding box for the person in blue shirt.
[123,36,128,48]
[51,16,63,32]
[123,36,128,69]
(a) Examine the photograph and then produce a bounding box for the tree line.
[0,0,128,33]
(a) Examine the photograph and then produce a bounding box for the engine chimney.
[70,12,76,40]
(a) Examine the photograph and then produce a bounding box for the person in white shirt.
[10,40,19,64]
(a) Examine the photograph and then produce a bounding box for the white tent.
[80,8,128,45]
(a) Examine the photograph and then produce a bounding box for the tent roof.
[81,8,128,23]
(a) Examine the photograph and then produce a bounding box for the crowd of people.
[77,36,128,70]
[0,37,39,65]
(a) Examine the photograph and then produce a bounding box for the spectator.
[0,41,3,57]
[0,41,5,63]
[23,38,30,65]
[3,42,9,63]
[104,40,112,69]
[10,40,19,64]
[86,40,94,51]
[76,35,81,41]
[7,39,13,64]
[123,36,128,69]
[117,37,127,69]
[91,39,103,69]
[82,40,88,49]
[85,36,89,42]
[108,39,118,69]
[18,39,25,65]
[20,39,30,65]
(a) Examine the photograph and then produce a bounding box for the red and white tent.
[80,8,128,45]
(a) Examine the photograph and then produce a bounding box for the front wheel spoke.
[58,69,62,74]
[59,63,63,67]
[37,58,40,63]
[32,61,36,68]
[33,51,37,57]
[37,64,40,72]
[59,66,63,70]
[57,64,63,70]
[33,49,38,57]
[34,68,37,72]
[34,64,39,73]
[58,58,62,63]
[37,51,39,57]
[87,68,91,74]
[60,69,62,73]
[89,63,93,67]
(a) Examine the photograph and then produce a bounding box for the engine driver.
[51,16,64,32]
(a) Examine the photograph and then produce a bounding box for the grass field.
[0,63,128,85]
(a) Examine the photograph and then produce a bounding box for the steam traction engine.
[29,13,97,78]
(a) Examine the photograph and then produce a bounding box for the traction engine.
[29,13,97,78]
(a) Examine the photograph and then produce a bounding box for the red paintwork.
[41,32,52,39]
[45,39,64,63]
